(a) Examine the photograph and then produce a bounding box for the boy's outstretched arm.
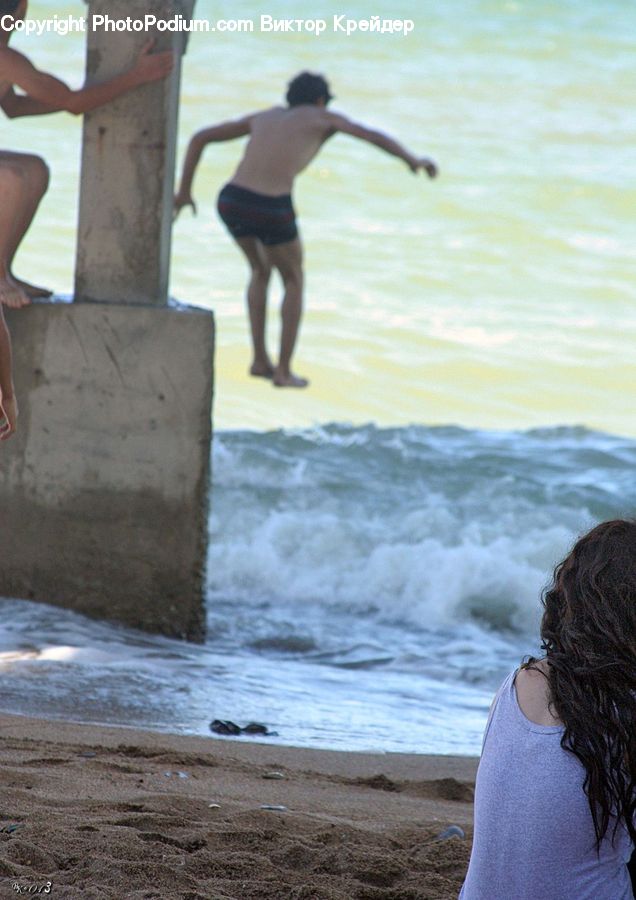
[0,306,17,441]
[326,112,438,177]
[0,40,173,119]
[174,116,253,216]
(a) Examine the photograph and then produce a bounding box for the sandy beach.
[0,713,476,899]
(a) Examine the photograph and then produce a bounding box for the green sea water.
[5,0,635,433]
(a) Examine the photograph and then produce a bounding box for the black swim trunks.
[217,183,298,246]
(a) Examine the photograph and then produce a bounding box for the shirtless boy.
[0,0,173,310]
[0,0,172,439]
[174,71,438,388]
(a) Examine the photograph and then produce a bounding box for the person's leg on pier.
[0,151,51,304]
[0,302,17,440]
[0,158,29,308]
[265,237,308,388]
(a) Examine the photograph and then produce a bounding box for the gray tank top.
[459,669,634,900]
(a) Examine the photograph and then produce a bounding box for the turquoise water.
[6,0,635,432]
[1,424,635,753]
[2,3,635,753]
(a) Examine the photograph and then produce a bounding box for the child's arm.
[0,86,59,118]
[0,307,17,441]
[325,111,438,177]
[174,116,253,216]
[0,40,173,118]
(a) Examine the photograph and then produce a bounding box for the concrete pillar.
[0,302,214,641]
[0,1,215,641]
[75,0,195,305]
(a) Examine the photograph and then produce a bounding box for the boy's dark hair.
[0,0,22,14]
[286,72,333,107]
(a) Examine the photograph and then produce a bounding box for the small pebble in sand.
[260,804,288,812]
[262,771,286,780]
[210,719,278,737]
[435,825,465,841]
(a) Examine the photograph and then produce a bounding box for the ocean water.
[1,2,634,753]
[6,0,635,433]
[1,424,635,754]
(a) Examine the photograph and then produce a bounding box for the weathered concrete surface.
[75,0,196,306]
[0,301,214,641]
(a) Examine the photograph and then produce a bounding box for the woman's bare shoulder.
[515,659,563,726]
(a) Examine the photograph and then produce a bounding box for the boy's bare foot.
[13,276,53,299]
[273,370,309,388]
[249,360,275,379]
[0,277,30,308]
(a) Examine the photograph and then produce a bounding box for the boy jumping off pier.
[175,72,438,388]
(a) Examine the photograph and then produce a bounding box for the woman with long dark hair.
[460,520,636,899]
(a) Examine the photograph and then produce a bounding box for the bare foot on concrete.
[250,360,275,380]
[0,276,30,308]
[273,370,309,388]
[13,276,52,299]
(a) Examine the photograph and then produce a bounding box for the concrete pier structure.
[1,302,214,640]
[0,0,214,640]
[75,0,195,306]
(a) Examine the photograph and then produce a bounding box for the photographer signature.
[12,883,52,895]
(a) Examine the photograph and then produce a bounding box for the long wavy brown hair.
[524,519,636,850]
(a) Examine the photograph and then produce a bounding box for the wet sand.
[0,713,477,899]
